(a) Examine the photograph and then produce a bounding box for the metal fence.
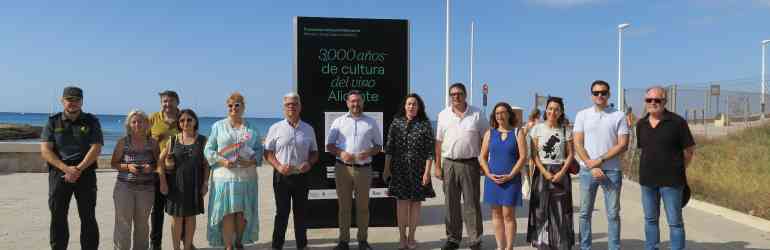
[624,78,770,139]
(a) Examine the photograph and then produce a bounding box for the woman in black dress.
[383,93,436,250]
[159,109,209,250]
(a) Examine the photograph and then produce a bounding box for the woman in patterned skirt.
[160,109,209,250]
[526,97,576,250]
[204,92,263,250]
[382,93,436,250]
[479,102,527,250]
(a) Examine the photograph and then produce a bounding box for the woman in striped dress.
[204,92,263,250]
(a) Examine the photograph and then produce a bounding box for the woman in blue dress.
[204,92,263,250]
[479,102,528,250]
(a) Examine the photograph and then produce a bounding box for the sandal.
[407,239,418,250]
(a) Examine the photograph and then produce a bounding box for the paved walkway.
[1,167,769,249]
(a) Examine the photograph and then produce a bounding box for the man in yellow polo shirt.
[148,90,180,250]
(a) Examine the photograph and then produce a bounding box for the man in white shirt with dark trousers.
[264,92,318,250]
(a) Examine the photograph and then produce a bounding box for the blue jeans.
[641,185,685,250]
[579,169,622,250]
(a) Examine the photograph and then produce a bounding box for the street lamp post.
[762,40,770,118]
[444,0,451,108]
[470,21,474,107]
[617,23,630,111]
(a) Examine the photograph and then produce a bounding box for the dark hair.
[158,90,180,103]
[176,109,199,132]
[528,108,541,121]
[543,97,568,127]
[448,82,467,95]
[590,80,611,92]
[396,93,429,121]
[346,90,362,101]
[489,102,518,129]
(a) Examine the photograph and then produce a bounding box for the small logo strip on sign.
[308,188,390,200]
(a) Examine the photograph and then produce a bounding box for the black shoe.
[334,241,350,250]
[358,241,372,250]
[440,241,459,250]
[469,243,482,250]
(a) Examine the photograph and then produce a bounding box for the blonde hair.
[124,109,150,138]
[227,92,245,105]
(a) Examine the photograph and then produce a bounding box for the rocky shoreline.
[0,123,42,140]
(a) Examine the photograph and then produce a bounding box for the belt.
[445,157,478,162]
[336,159,371,168]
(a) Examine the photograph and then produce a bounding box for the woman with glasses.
[478,102,527,250]
[205,92,263,250]
[111,109,162,250]
[160,109,209,250]
[526,97,576,249]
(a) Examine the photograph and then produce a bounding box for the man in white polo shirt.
[434,83,489,250]
[326,90,383,250]
[264,92,319,250]
[573,80,629,250]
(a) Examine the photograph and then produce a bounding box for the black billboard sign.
[294,16,409,228]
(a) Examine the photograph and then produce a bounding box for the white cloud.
[528,0,605,8]
[689,0,770,8]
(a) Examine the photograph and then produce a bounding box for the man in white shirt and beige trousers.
[435,83,489,250]
[327,90,383,250]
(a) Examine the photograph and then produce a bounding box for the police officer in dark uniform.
[40,86,104,250]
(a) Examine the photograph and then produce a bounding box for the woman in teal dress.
[204,92,263,250]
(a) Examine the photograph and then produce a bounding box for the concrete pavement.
[1,167,769,249]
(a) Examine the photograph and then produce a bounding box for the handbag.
[164,134,177,171]
[563,126,579,175]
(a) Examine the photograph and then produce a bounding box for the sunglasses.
[591,90,609,97]
[227,103,242,108]
[645,98,665,104]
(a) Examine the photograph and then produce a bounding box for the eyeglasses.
[645,98,665,104]
[592,90,609,97]
[179,118,195,123]
[228,103,241,108]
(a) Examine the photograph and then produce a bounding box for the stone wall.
[0,143,46,172]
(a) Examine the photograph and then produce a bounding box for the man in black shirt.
[636,86,695,250]
[40,86,104,250]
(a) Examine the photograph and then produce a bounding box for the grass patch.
[623,123,770,220]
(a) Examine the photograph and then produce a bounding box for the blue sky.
[1,0,769,118]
